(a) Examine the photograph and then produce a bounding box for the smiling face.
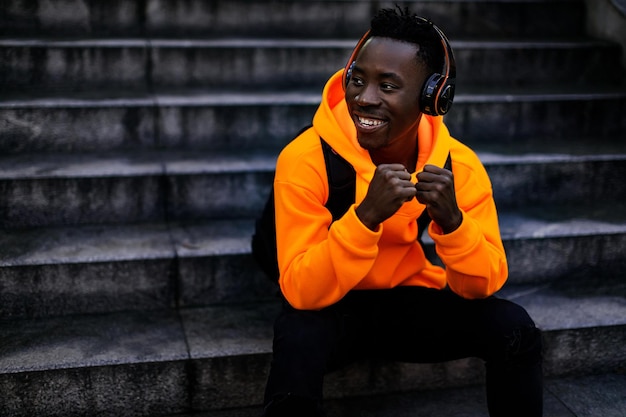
[345,36,429,160]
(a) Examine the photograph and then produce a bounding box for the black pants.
[263,287,543,417]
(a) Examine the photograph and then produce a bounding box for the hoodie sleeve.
[274,141,381,310]
[429,147,508,299]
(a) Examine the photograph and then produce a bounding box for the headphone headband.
[341,29,371,90]
[343,17,456,116]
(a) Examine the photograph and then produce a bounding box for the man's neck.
[370,135,419,173]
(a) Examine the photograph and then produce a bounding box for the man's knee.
[484,299,543,365]
[502,322,543,367]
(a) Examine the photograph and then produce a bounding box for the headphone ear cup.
[344,61,355,89]
[437,82,455,115]
[420,73,455,116]
[420,73,443,116]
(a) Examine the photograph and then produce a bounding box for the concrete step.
[1,0,586,39]
[446,85,626,145]
[482,152,626,209]
[0,145,624,228]
[1,86,625,156]
[0,150,275,228]
[0,220,275,319]
[0,38,151,93]
[498,204,626,283]
[2,37,621,92]
[1,201,625,319]
[1,284,624,416]
[170,373,626,417]
[0,308,193,417]
[141,0,587,39]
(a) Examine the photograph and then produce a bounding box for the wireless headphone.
[342,17,456,116]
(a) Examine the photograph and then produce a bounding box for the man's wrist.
[355,205,380,231]
[441,211,463,234]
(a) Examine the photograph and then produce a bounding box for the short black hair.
[369,6,444,74]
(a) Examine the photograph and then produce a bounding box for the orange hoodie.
[274,70,508,310]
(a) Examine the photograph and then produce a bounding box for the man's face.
[345,37,429,151]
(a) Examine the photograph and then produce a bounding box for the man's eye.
[351,77,364,86]
[381,83,397,91]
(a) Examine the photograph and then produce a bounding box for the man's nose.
[355,84,381,106]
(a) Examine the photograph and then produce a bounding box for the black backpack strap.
[321,138,356,222]
[252,185,280,281]
[417,152,452,264]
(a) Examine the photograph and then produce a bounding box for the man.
[262,7,543,417]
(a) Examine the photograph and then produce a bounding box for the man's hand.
[356,164,416,231]
[415,165,462,234]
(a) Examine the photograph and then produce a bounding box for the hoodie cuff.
[429,212,479,254]
[332,204,382,250]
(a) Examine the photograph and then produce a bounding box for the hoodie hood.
[312,69,453,177]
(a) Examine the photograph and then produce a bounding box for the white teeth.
[358,116,383,127]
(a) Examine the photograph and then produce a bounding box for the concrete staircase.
[1,1,625,416]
